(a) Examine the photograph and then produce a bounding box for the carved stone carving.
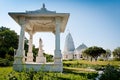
[36,38,46,63]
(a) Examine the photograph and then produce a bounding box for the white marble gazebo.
[8,4,69,72]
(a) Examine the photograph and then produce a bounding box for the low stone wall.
[13,62,63,72]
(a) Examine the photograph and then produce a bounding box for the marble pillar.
[14,17,25,64]
[54,17,62,64]
[26,32,33,62]
[36,38,46,63]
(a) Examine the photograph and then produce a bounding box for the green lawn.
[0,67,13,80]
[0,67,97,80]
[0,60,119,80]
[63,60,120,66]
[63,60,120,70]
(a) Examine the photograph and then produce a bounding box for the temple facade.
[63,33,87,60]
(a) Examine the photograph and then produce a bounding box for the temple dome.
[75,43,87,52]
[64,33,75,53]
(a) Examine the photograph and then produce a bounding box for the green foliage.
[0,66,98,80]
[43,53,53,62]
[64,67,98,79]
[0,26,18,49]
[113,47,120,59]
[0,47,7,58]
[113,58,120,61]
[6,47,14,61]
[32,45,38,61]
[0,26,18,58]
[0,26,9,32]
[64,62,105,70]
[0,67,13,80]
[0,67,98,80]
[1,60,120,80]
[63,60,120,70]
[5,54,14,61]
[98,58,104,61]
[0,58,12,66]
[24,37,29,55]
[101,49,111,60]
[0,26,29,66]
[83,46,106,61]
[99,65,120,80]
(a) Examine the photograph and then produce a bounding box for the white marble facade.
[63,33,87,60]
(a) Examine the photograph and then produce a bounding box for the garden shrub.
[0,58,12,66]
[98,58,104,61]
[113,58,120,61]
[99,64,120,80]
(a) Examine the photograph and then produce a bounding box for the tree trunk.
[90,57,92,62]
[94,57,97,61]
[95,58,97,61]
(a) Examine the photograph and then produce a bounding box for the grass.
[63,60,120,66]
[64,67,97,73]
[63,67,98,79]
[63,60,120,70]
[0,67,13,80]
[0,60,119,80]
[0,67,98,80]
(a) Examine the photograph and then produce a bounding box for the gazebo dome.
[64,33,75,53]
[75,43,87,52]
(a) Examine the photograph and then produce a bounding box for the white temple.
[63,33,87,60]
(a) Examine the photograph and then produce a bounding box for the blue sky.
[0,0,120,54]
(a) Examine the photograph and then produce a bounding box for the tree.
[113,47,120,59]
[82,50,89,60]
[24,37,29,54]
[101,49,111,60]
[43,53,53,62]
[83,46,106,61]
[0,26,9,32]
[7,47,14,61]
[32,46,38,62]
[0,26,30,66]
[0,26,18,58]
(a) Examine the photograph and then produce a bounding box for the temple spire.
[43,3,45,8]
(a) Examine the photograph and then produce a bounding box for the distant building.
[63,33,75,60]
[74,43,87,59]
[63,32,87,60]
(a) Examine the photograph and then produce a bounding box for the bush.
[43,53,53,62]
[99,64,120,80]
[69,59,74,61]
[0,58,12,66]
[98,58,104,61]
[113,58,120,61]
[5,69,89,80]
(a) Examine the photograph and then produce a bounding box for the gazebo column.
[26,32,33,62]
[54,17,62,64]
[14,17,25,64]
